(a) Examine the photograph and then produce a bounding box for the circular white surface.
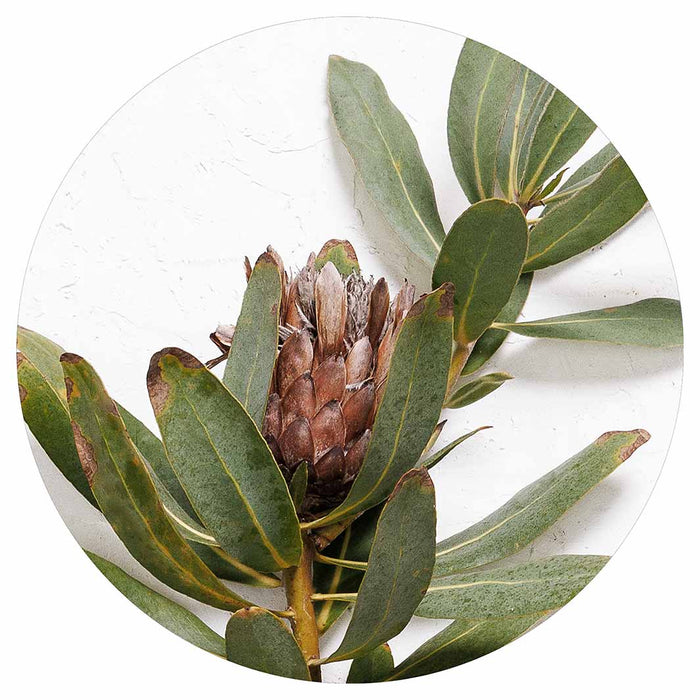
[19,17,681,682]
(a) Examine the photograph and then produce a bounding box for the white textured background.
[18,17,681,684]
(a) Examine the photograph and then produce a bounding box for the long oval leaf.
[518,88,595,201]
[118,404,198,520]
[544,142,619,206]
[328,55,445,266]
[417,555,608,619]
[323,468,436,662]
[17,327,97,506]
[494,299,682,348]
[448,39,519,203]
[85,551,226,656]
[347,644,394,683]
[445,372,512,410]
[421,426,491,470]
[223,252,282,428]
[148,348,301,572]
[496,66,547,200]
[385,613,544,680]
[61,353,248,611]
[434,429,650,576]
[225,607,310,680]
[524,155,648,271]
[120,405,279,588]
[462,272,533,375]
[433,199,528,346]
[307,285,453,528]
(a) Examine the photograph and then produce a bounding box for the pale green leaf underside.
[494,298,682,348]
[386,613,545,680]
[418,555,608,619]
[434,429,650,576]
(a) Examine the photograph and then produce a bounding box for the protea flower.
[211,240,416,517]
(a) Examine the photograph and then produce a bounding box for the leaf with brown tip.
[148,348,302,572]
[315,239,361,277]
[61,353,249,611]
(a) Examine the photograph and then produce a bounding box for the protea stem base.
[284,534,321,682]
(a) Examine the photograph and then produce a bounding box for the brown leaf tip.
[60,352,83,365]
[71,421,98,487]
[147,347,201,415]
[391,466,433,499]
[596,428,651,461]
[318,239,358,261]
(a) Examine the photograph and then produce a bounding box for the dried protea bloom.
[215,240,415,517]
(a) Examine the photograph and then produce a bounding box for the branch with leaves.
[17,38,681,683]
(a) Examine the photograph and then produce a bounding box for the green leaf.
[328,55,445,266]
[524,155,648,271]
[545,143,619,205]
[445,372,513,410]
[118,404,198,521]
[385,614,544,680]
[123,412,281,588]
[417,555,608,619]
[421,426,491,470]
[223,252,282,428]
[61,353,248,611]
[537,167,568,200]
[494,299,682,348]
[518,88,595,201]
[434,429,650,576]
[307,285,453,528]
[315,239,361,276]
[225,607,310,680]
[17,332,97,507]
[148,348,301,572]
[347,644,394,683]
[324,468,436,663]
[462,272,533,375]
[497,66,547,200]
[448,39,519,203]
[85,550,226,657]
[314,509,380,635]
[289,462,308,512]
[432,199,528,346]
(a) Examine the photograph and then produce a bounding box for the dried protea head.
[218,240,415,517]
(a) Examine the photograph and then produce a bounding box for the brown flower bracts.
[212,240,415,516]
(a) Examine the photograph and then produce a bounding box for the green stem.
[284,534,322,682]
[314,553,368,571]
[311,592,358,603]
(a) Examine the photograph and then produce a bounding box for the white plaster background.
[19,17,681,683]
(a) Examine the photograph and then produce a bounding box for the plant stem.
[284,534,322,682]
[314,552,368,571]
